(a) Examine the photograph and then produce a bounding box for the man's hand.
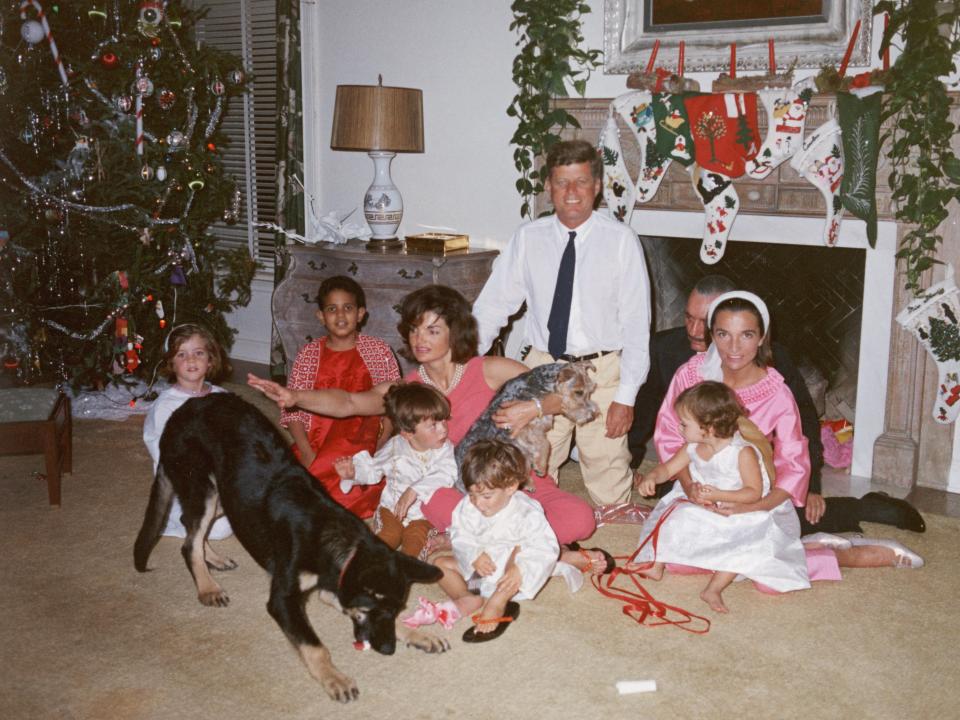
[472,552,496,577]
[605,401,634,438]
[394,487,417,522]
[805,493,827,525]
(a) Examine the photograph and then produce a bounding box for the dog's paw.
[198,588,230,607]
[321,669,359,703]
[402,627,451,654]
[206,556,239,572]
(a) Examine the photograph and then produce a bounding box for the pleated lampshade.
[330,80,424,153]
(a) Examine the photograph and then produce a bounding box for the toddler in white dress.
[632,381,809,613]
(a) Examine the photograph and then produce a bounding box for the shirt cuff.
[613,384,640,407]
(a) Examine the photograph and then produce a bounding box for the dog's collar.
[338,545,358,589]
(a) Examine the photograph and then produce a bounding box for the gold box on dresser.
[404,232,469,254]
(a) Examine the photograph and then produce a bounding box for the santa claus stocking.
[838,86,882,246]
[652,92,696,166]
[692,167,739,264]
[599,114,638,223]
[613,90,672,203]
[745,83,814,180]
[896,264,960,424]
[790,119,844,246]
[684,92,761,178]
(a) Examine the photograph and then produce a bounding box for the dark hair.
[397,285,479,364]
[708,297,773,367]
[674,381,746,439]
[315,275,366,309]
[383,383,451,433]
[460,439,529,491]
[161,323,229,382]
[545,139,602,181]
[693,275,735,298]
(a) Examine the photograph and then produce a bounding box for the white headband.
[701,291,771,381]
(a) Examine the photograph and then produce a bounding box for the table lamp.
[330,76,424,251]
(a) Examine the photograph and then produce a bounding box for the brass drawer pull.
[398,268,423,279]
[307,260,327,271]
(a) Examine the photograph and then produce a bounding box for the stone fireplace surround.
[544,95,960,491]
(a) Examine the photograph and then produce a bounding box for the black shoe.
[859,492,926,533]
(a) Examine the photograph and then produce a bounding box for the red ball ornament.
[101,52,119,69]
[159,318,167,328]
[151,37,161,47]
[206,142,216,151]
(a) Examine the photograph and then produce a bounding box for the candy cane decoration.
[134,64,145,157]
[19,0,68,87]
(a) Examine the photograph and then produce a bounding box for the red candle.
[768,38,775,75]
[838,19,861,77]
[883,13,890,71]
[646,39,660,74]
[678,41,685,76]
[730,43,737,78]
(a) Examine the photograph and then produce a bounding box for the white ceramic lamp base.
[364,151,403,250]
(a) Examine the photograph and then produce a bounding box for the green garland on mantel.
[878,0,960,295]
[507,0,601,219]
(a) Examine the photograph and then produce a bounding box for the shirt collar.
[553,211,595,238]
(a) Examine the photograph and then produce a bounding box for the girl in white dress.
[632,381,809,613]
[143,324,233,540]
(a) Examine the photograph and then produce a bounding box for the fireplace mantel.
[545,94,960,491]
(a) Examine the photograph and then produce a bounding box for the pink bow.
[401,596,461,630]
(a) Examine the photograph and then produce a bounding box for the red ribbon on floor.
[591,499,711,634]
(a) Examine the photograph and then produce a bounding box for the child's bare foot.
[627,561,663,580]
[453,594,483,621]
[562,544,615,575]
[472,596,508,635]
[700,587,729,613]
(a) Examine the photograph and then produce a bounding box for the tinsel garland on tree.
[0,0,256,389]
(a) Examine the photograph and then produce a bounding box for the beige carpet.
[2,384,959,720]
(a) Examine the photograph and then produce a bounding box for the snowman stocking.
[613,91,672,203]
[838,87,882,246]
[599,114,638,223]
[790,119,844,246]
[693,167,739,264]
[745,83,814,180]
[896,264,960,423]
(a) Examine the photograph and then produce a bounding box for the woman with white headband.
[650,290,922,591]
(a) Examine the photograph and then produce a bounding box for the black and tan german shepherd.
[134,393,447,702]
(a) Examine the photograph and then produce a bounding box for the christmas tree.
[0,0,256,389]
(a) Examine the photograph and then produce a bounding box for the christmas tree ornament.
[838,86,882,246]
[0,68,8,95]
[140,164,154,181]
[148,46,162,62]
[206,142,216,151]
[134,76,154,97]
[223,188,242,224]
[684,93,761,179]
[100,52,119,69]
[19,127,35,144]
[897,265,960,424]
[228,69,245,85]
[166,130,185,149]
[137,1,164,37]
[188,177,205,191]
[20,20,45,45]
[155,166,167,181]
[745,82,813,180]
[170,264,186,285]
[43,207,61,223]
[790,119,844,246]
[87,5,107,19]
[210,79,226,96]
[157,89,176,110]
[164,153,174,163]
[135,94,145,155]
[693,167,739,264]
[114,94,133,112]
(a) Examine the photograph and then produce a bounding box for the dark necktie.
[547,231,576,359]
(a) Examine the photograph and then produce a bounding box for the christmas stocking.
[652,92,697,166]
[599,114,638,223]
[838,86,882,246]
[692,167,739,264]
[684,92,761,178]
[745,83,814,180]
[613,90,672,203]
[790,119,845,246]
[896,264,960,424]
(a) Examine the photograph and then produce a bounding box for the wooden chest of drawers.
[273,241,499,375]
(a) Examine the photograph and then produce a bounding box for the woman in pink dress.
[249,285,611,574]
[655,290,923,577]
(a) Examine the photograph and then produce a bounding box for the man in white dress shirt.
[473,140,651,505]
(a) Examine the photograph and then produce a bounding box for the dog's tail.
[133,466,175,572]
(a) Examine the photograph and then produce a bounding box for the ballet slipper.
[848,537,925,569]
[801,532,853,550]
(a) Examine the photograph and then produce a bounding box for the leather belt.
[559,350,618,363]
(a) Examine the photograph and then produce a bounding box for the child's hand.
[333,457,355,480]
[634,471,656,497]
[394,487,417,521]
[472,552,496,577]
[299,447,317,468]
[700,484,719,497]
[496,561,522,597]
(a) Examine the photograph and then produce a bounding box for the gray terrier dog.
[455,361,599,484]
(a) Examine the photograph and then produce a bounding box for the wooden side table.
[273,241,499,374]
[0,388,73,505]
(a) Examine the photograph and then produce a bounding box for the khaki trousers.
[525,348,633,505]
